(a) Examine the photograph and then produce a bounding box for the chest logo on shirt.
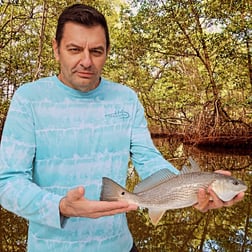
[105,109,130,119]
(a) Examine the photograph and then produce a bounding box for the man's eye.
[69,48,81,53]
[91,49,103,56]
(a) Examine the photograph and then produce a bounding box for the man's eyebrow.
[65,43,105,51]
[91,46,105,51]
[66,43,81,48]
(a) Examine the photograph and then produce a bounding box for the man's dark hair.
[56,4,110,50]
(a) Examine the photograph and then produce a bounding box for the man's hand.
[59,186,138,218]
[194,170,245,212]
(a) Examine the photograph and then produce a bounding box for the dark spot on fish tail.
[121,191,125,195]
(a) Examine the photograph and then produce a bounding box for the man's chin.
[74,81,99,92]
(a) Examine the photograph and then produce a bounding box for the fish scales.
[135,172,216,208]
[100,158,247,225]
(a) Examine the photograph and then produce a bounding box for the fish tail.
[100,177,129,201]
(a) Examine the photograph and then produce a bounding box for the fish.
[100,157,247,225]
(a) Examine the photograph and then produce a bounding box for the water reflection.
[127,138,252,252]
[0,138,251,251]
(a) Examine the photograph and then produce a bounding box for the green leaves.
[0,0,251,129]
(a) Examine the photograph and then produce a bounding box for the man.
[0,4,244,252]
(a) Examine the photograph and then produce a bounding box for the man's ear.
[106,46,110,56]
[52,39,59,61]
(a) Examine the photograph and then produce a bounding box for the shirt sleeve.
[130,98,179,179]
[0,90,63,229]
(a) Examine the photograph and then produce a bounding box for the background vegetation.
[0,0,251,251]
[0,0,251,137]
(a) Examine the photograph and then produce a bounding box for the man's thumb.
[67,186,85,201]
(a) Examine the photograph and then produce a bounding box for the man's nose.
[80,51,92,68]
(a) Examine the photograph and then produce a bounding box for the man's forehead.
[61,22,106,45]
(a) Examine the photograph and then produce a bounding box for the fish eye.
[233,180,239,186]
[121,191,125,195]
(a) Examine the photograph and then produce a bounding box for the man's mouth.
[76,71,94,78]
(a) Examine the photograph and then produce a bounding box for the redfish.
[100,157,247,225]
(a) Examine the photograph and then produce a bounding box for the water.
[127,138,252,252]
[0,138,251,251]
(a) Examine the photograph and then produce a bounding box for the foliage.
[124,1,252,127]
[0,0,252,251]
[0,0,251,130]
[0,207,27,252]
[0,99,9,139]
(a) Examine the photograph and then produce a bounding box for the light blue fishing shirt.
[0,76,178,252]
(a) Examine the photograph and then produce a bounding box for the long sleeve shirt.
[0,76,178,252]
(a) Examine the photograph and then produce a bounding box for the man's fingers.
[194,188,210,212]
[90,200,137,213]
[214,170,231,176]
[90,203,138,218]
[223,191,245,207]
[195,188,245,213]
[61,187,138,218]
[208,188,224,208]
[233,192,245,203]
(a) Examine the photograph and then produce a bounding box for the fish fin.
[100,177,129,201]
[148,209,166,226]
[181,165,191,174]
[188,156,201,171]
[133,169,175,193]
[181,156,201,174]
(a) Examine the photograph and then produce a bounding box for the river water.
[0,138,251,252]
[127,138,252,252]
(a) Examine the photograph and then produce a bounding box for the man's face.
[53,22,109,92]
